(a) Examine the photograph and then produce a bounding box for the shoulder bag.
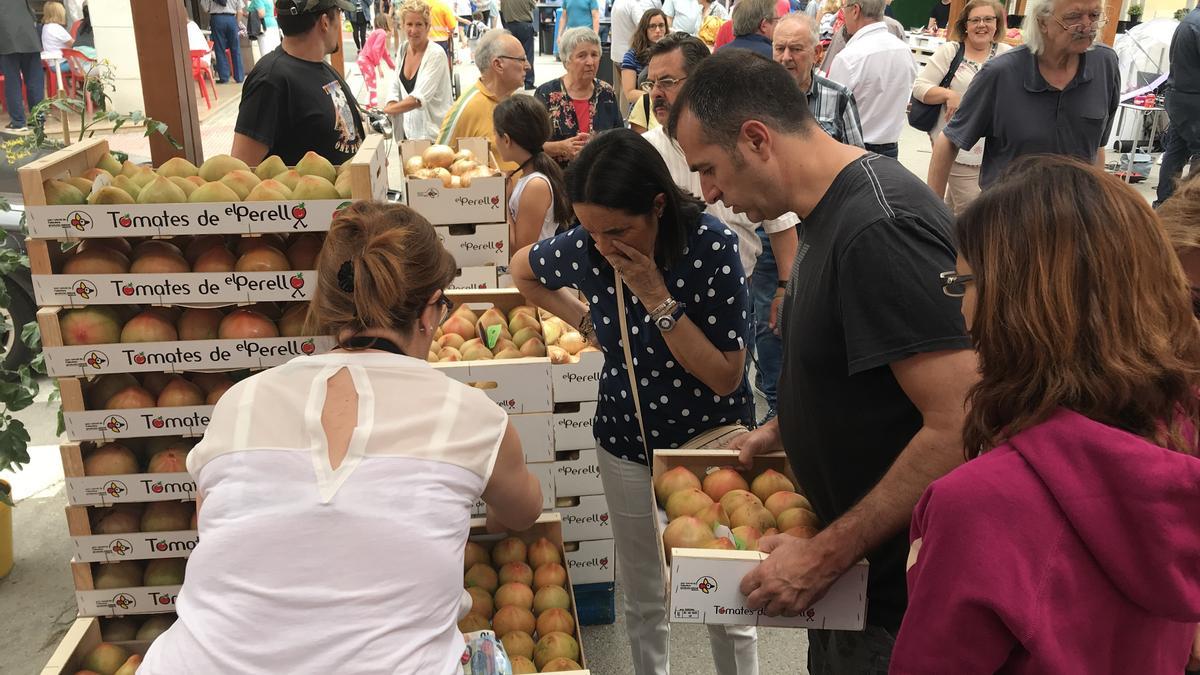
[907,42,965,132]
[614,275,749,455]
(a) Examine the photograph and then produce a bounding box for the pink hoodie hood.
[1008,408,1200,622]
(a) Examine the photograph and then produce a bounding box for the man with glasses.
[669,50,977,672]
[928,0,1119,197]
[437,29,529,170]
[642,32,799,426]
[233,0,365,166]
[825,0,917,158]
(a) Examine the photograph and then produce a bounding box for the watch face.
[657,315,675,331]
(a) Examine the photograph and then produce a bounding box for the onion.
[453,148,476,163]
[422,144,456,169]
[459,173,472,188]
[413,168,437,180]
[559,331,585,355]
[450,175,462,188]
[437,169,454,188]
[404,156,425,176]
[450,159,479,176]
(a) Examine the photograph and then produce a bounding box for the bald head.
[772,13,820,91]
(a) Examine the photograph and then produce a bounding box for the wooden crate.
[37,306,336,377]
[40,617,154,675]
[20,134,387,244]
[467,512,588,670]
[57,375,213,443]
[60,442,197,507]
[71,558,184,617]
[66,504,197,563]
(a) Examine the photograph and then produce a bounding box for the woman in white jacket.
[384,0,454,141]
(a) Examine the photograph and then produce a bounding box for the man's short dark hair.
[647,32,711,75]
[277,6,338,36]
[667,50,816,149]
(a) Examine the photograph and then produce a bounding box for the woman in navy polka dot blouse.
[511,129,758,673]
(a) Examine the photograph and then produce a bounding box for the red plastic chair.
[41,59,58,98]
[60,49,96,112]
[191,49,218,110]
[69,20,82,38]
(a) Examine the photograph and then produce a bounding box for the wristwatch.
[653,298,686,332]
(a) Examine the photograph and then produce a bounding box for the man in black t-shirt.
[670,51,978,672]
[231,0,366,166]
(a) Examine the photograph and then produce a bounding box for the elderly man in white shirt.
[825,0,915,158]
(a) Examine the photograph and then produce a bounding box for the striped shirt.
[806,71,865,149]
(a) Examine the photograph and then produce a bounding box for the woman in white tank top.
[494,95,575,252]
[140,202,544,675]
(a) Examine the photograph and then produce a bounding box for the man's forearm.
[819,423,965,570]
[926,133,957,198]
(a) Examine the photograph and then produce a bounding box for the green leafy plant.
[0,202,60,507]
[1176,7,1189,20]
[1,58,178,162]
[1127,3,1143,20]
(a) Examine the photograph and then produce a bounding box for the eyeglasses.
[940,271,975,297]
[966,16,998,25]
[640,75,687,92]
[648,22,667,30]
[497,55,529,64]
[435,294,455,324]
[1051,11,1106,33]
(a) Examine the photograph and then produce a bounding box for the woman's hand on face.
[606,239,669,308]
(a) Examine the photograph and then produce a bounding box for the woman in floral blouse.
[534,27,623,165]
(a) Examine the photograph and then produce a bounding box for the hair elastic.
[337,261,355,292]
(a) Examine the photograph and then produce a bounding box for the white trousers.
[256,26,282,57]
[598,449,759,675]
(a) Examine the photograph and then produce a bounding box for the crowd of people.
[3,0,1198,671]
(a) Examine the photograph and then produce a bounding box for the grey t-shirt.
[942,44,1120,189]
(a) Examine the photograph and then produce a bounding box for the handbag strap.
[615,275,653,458]
[938,42,966,89]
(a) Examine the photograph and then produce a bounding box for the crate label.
[435,224,509,267]
[669,556,868,629]
[558,494,612,542]
[64,406,213,442]
[45,336,336,377]
[554,401,597,452]
[77,585,183,616]
[27,200,352,239]
[65,472,196,506]
[34,271,317,305]
[552,350,603,403]
[553,449,603,498]
[566,538,616,584]
[73,530,198,563]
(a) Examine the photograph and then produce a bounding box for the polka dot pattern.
[527,216,754,464]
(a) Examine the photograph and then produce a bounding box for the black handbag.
[908,42,965,132]
[246,8,263,39]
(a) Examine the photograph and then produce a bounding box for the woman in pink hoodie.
[358,14,397,108]
[891,156,1200,674]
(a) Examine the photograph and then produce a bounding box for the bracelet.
[777,279,788,289]
[650,297,678,322]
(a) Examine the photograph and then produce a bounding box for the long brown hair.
[956,156,1200,458]
[631,9,669,66]
[305,201,457,348]
[951,0,1006,42]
